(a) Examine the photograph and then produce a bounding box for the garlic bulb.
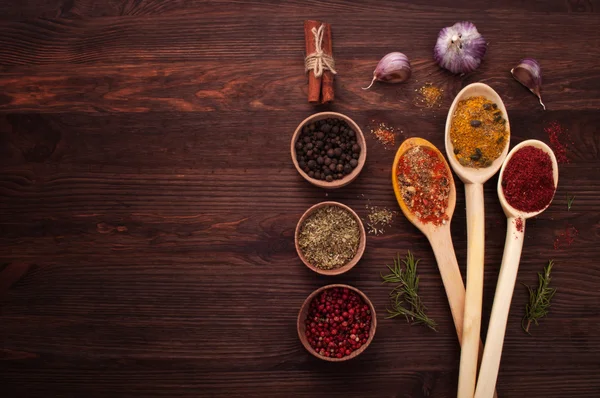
[511,58,545,110]
[363,52,411,90]
[434,21,486,74]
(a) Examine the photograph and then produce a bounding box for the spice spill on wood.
[553,224,578,250]
[364,204,396,235]
[397,146,451,226]
[298,205,360,270]
[501,146,556,213]
[450,96,508,168]
[545,121,570,164]
[368,121,398,149]
[304,287,372,358]
[415,83,444,108]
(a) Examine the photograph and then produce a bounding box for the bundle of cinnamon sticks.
[304,20,335,104]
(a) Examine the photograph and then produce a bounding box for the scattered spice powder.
[415,83,443,108]
[298,205,360,270]
[450,96,509,168]
[369,122,396,148]
[545,121,570,164]
[553,224,578,250]
[364,204,396,235]
[515,217,524,233]
[501,146,556,213]
[396,146,451,226]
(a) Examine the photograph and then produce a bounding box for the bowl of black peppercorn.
[291,112,367,189]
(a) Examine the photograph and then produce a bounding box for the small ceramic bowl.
[295,201,366,276]
[291,112,367,189]
[297,284,377,362]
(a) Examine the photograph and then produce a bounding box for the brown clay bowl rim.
[291,112,367,189]
[295,201,366,276]
[297,284,377,362]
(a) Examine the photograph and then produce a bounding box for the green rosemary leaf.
[567,194,575,211]
[522,260,557,334]
[381,251,437,331]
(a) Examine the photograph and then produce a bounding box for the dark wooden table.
[1,1,599,397]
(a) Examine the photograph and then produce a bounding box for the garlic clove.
[511,58,545,110]
[434,21,486,74]
[363,52,411,90]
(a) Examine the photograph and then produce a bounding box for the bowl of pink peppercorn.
[297,284,377,361]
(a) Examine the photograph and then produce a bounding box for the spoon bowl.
[445,82,511,184]
[392,137,456,236]
[497,139,559,219]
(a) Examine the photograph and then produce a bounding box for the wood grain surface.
[1,1,599,397]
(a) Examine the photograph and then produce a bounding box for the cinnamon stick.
[304,20,322,104]
[321,23,334,104]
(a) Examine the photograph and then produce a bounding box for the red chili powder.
[553,224,579,250]
[545,121,569,164]
[515,217,524,232]
[501,146,556,212]
[397,146,451,226]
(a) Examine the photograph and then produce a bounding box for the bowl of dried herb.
[295,201,366,276]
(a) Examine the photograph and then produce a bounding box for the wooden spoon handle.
[430,228,467,340]
[458,183,486,398]
[475,217,525,398]
[430,228,499,398]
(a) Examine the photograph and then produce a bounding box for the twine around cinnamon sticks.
[304,20,336,104]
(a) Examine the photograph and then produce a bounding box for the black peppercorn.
[329,163,336,171]
[324,157,331,166]
[352,144,360,153]
[350,159,358,168]
[317,156,324,165]
[336,164,344,172]
[334,147,343,157]
[326,175,333,182]
[316,131,324,140]
[327,148,334,157]
[308,171,314,178]
[470,120,482,127]
[344,164,352,174]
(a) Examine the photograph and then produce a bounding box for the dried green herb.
[364,204,396,236]
[522,260,557,334]
[567,194,575,211]
[298,205,360,270]
[381,251,437,331]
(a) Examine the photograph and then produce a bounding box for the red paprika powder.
[501,146,556,212]
[397,146,451,226]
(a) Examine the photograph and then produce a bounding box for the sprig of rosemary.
[381,251,437,331]
[522,260,557,334]
[567,194,575,211]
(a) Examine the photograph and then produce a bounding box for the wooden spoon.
[392,138,466,341]
[474,140,558,398]
[445,83,511,398]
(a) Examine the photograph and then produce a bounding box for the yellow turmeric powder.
[450,96,509,168]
